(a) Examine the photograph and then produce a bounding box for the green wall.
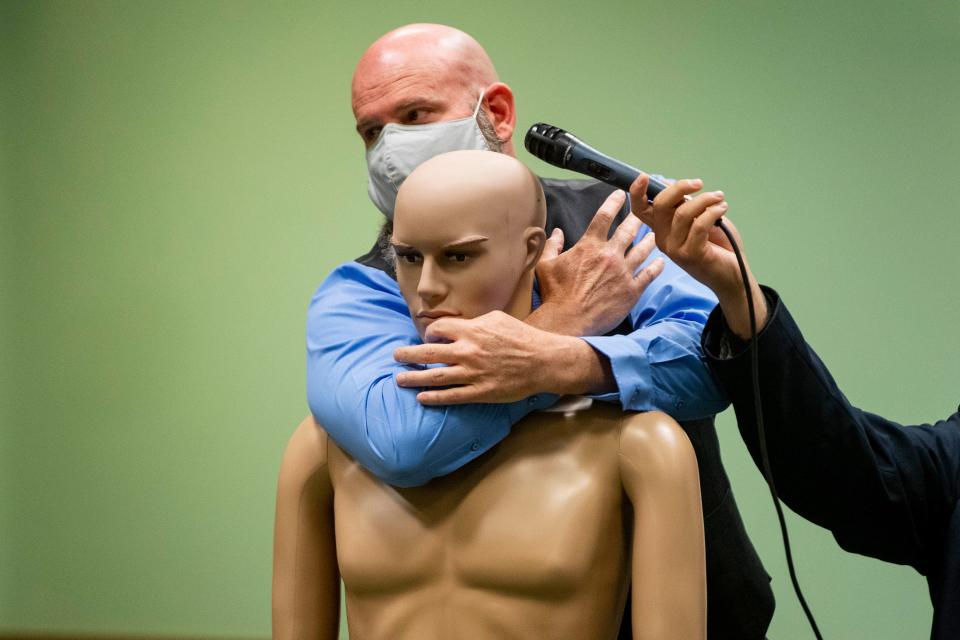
[1,1,957,638]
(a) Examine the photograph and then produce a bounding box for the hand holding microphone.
[524,122,766,337]
[628,172,768,338]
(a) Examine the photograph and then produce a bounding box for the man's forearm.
[525,300,589,336]
[714,278,769,340]
[524,302,616,395]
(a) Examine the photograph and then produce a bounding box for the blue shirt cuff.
[580,334,654,410]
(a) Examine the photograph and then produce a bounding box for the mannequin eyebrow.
[390,236,488,252]
[442,236,488,249]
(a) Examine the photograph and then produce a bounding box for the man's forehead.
[352,73,443,119]
[353,51,448,105]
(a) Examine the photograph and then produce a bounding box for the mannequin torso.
[273,151,706,639]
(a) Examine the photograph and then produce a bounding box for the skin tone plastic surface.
[273,151,706,639]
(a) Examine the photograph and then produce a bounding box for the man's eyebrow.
[355,97,443,134]
[391,97,442,115]
[442,236,489,249]
[355,118,377,135]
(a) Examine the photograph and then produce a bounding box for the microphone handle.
[567,141,670,201]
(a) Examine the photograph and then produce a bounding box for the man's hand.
[629,173,767,339]
[394,310,612,404]
[530,189,664,336]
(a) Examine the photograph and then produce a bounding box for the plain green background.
[2,1,958,638]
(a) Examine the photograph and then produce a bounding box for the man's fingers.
[417,386,480,406]
[633,256,665,291]
[540,228,564,262]
[393,342,458,365]
[629,173,652,221]
[611,213,643,251]
[584,189,626,240]
[652,178,705,210]
[686,201,732,252]
[625,231,657,272]
[672,191,726,243]
[396,365,469,388]
[423,316,467,343]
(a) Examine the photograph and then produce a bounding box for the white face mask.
[365,93,489,219]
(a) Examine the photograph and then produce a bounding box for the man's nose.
[417,259,447,305]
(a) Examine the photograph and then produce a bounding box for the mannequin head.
[391,150,546,338]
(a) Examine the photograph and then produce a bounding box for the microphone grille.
[524,123,571,167]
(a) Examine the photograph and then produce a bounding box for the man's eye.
[365,127,382,143]
[399,254,421,264]
[405,109,421,123]
[446,253,469,263]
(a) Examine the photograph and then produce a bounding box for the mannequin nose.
[417,260,447,305]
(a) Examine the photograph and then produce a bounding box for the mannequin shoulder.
[617,411,698,480]
[279,416,332,483]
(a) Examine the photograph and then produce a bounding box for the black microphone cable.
[525,123,824,639]
[715,217,823,640]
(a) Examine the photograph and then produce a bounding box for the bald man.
[276,150,707,639]
[305,24,773,637]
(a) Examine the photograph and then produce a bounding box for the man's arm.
[704,289,960,573]
[306,262,555,487]
[396,190,729,421]
[631,173,960,572]
[577,236,729,420]
[397,234,729,420]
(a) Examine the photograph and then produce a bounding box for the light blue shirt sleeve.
[306,261,557,488]
[578,223,730,421]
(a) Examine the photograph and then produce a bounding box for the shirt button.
[528,395,539,405]
[470,440,481,451]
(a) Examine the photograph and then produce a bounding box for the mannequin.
[273,151,706,639]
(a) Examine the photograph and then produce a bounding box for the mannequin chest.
[329,409,629,599]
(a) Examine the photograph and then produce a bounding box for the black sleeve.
[702,286,960,575]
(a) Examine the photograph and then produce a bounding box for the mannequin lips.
[415,310,460,330]
[417,310,459,319]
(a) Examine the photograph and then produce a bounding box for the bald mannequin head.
[352,24,517,156]
[392,150,546,338]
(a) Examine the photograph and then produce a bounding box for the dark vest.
[357,178,775,639]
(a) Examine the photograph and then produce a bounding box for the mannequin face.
[392,150,546,339]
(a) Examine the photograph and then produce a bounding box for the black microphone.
[524,122,669,201]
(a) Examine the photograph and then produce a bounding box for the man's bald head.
[351,24,517,157]
[352,24,498,115]
[391,150,547,336]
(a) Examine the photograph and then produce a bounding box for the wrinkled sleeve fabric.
[703,286,960,573]
[578,225,729,421]
[306,262,556,488]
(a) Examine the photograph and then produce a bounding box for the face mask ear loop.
[472,90,485,118]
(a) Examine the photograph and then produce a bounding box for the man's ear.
[483,82,516,145]
[522,227,547,273]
